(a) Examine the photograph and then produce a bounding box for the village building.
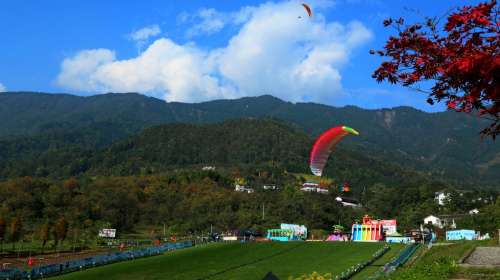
[263,185,277,190]
[202,166,216,171]
[434,192,450,206]
[424,215,443,228]
[423,214,472,229]
[468,208,479,215]
[234,184,254,194]
[335,196,361,207]
[316,186,329,194]
[300,182,329,194]
[300,182,319,192]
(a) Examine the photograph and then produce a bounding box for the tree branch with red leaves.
[372,1,499,139]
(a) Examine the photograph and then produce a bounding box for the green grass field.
[390,240,500,280]
[351,243,405,280]
[53,242,384,280]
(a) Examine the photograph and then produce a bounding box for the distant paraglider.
[302,3,312,17]
[298,3,312,19]
[309,126,359,176]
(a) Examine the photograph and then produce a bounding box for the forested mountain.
[92,120,431,188]
[0,120,498,237]
[0,92,498,186]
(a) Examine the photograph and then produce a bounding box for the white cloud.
[185,8,227,38]
[128,25,161,53]
[181,6,261,38]
[57,40,237,102]
[56,49,116,92]
[216,2,372,103]
[308,0,337,9]
[56,1,373,103]
[128,25,161,41]
[0,83,6,92]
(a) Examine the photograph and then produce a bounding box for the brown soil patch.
[1,248,113,270]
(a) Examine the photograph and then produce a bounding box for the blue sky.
[0,0,481,111]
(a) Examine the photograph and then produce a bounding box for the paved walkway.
[464,247,500,266]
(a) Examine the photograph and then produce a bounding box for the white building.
[335,197,361,207]
[300,182,329,194]
[300,186,317,192]
[235,184,254,194]
[450,219,457,229]
[316,186,329,194]
[300,182,319,192]
[263,185,277,190]
[435,192,450,206]
[202,166,216,171]
[424,215,444,228]
[468,208,479,215]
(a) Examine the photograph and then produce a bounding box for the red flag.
[343,182,350,192]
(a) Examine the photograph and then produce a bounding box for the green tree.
[54,217,69,250]
[39,223,50,253]
[9,217,22,250]
[0,216,6,253]
[63,177,79,190]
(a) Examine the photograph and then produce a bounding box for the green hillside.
[0,119,428,191]
[0,92,498,186]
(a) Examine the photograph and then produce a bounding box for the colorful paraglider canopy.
[309,125,359,176]
[302,3,312,17]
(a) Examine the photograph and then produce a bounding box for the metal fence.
[0,240,193,280]
[366,243,421,280]
[334,245,390,280]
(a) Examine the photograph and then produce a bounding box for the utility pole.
[262,203,265,220]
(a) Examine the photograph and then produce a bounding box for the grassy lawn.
[291,173,333,184]
[452,267,500,280]
[388,241,497,280]
[53,242,384,280]
[351,243,405,280]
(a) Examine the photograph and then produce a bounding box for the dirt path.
[0,248,112,269]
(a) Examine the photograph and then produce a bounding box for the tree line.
[0,170,497,252]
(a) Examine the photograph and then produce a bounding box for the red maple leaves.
[372,0,499,138]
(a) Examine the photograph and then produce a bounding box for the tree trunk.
[41,240,46,254]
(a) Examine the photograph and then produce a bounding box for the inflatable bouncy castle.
[326,225,349,241]
[267,224,307,241]
[351,215,397,242]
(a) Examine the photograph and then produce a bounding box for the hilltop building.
[335,196,361,207]
[202,166,216,171]
[435,192,450,206]
[263,185,277,190]
[300,182,329,194]
[300,182,319,192]
[316,186,329,194]
[235,184,254,194]
[468,208,479,215]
